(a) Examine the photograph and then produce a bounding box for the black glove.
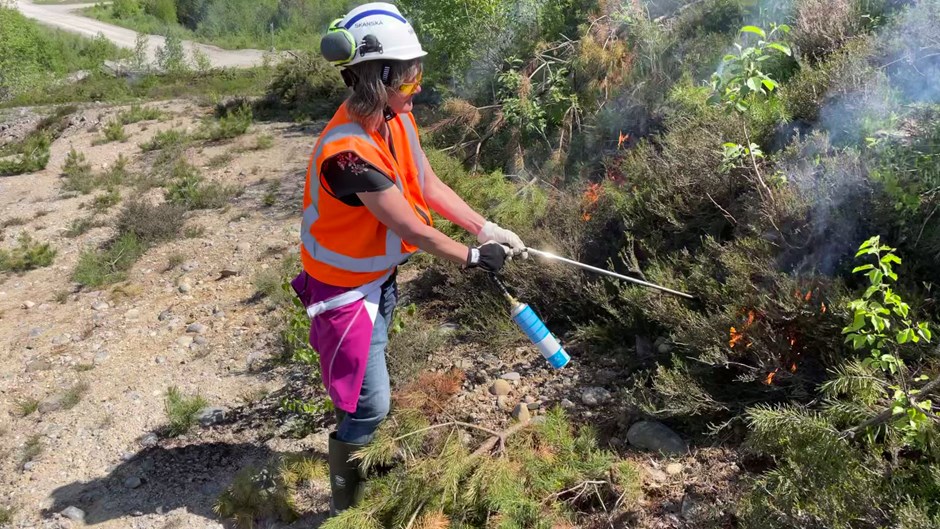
[466,242,509,273]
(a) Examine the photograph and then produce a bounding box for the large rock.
[61,506,85,522]
[626,421,688,456]
[197,407,226,427]
[489,379,511,396]
[580,387,612,406]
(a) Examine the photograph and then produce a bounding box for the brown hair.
[345,59,422,131]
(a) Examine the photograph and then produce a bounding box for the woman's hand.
[466,241,510,273]
[477,221,527,258]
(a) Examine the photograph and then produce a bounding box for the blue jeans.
[336,274,397,445]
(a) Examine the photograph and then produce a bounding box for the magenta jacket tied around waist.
[290,270,389,413]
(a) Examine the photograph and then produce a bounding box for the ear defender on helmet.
[320,18,356,65]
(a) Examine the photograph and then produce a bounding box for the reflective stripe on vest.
[301,118,425,274]
[400,116,426,190]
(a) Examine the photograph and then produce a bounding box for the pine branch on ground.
[324,397,643,529]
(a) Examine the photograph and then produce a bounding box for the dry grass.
[392,369,465,419]
[792,0,860,63]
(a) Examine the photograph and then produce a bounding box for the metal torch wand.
[525,248,695,300]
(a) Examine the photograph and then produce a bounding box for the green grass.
[64,216,108,238]
[198,102,252,141]
[0,505,14,525]
[20,435,42,466]
[0,132,50,176]
[61,151,130,194]
[0,7,130,101]
[89,189,121,213]
[165,161,240,210]
[3,69,272,109]
[73,232,146,287]
[254,133,274,150]
[140,129,188,151]
[14,397,40,417]
[261,180,279,207]
[206,153,234,168]
[59,382,89,410]
[93,119,128,145]
[119,104,165,124]
[0,233,56,273]
[164,386,208,437]
[80,1,346,52]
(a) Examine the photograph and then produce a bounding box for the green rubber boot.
[328,431,366,516]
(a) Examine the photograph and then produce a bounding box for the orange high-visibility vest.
[301,102,432,287]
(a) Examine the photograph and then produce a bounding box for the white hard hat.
[321,2,427,67]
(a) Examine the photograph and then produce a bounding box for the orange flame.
[790,362,798,373]
[729,310,757,348]
[765,368,779,385]
[821,302,827,314]
[581,183,602,221]
[618,131,631,149]
[804,290,812,302]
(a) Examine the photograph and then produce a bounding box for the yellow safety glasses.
[397,70,423,96]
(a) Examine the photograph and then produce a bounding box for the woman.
[291,1,527,514]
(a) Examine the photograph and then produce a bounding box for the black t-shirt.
[321,151,394,206]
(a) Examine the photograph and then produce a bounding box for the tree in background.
[397,0,511,85]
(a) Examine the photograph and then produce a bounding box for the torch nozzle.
[526,247,695,300]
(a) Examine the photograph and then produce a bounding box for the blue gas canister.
[510,301,571,369]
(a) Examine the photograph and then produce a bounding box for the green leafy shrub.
[61,148,96,193]
[111,0,142,19]
[144,0,177,23]
[101,119,127,143]
[140,128,189,151]
[781,37,875,123]
[0,7,127,100]
[165,161,239,209]
[119,104,164,124]
[397,0,510,84]
[62,151,130,193]
[72,232,146,287]
[0,131,50,176]
[90,189,121,212]
[163,386,208,436]
[199,101,252,140]
[64,216,108,238]
[0,233,56,273]
[708,24,794,112]
[262,51,344,120]
[156,33,188,73]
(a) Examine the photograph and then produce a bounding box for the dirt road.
[14,0,268,69]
